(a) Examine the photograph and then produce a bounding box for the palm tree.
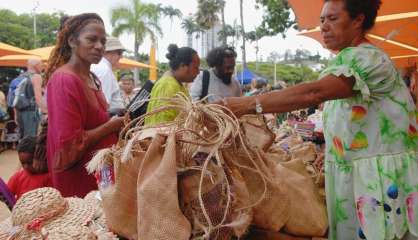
[239,0,247,68]
[194,27,204,55]
[161,5,182,30]
[215,0,226,45]
[231,20,242,50]
[181,16,197,48]
[196,0,221,52]
[111,0,162,83]
[218,24,240,46]
[245,28,265,70]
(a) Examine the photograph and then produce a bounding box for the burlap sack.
[228,166,253,237]
[137,133,191,240]
[277,135,304,151]
[264,148,290,164]
[280,158,310,178]
[223,149,290,231]
[99,147,144,239]
[240,115,275,151]
[244,227,311,240]
[289,142,317,164]
[179,152,233,240]
[276,158,328,237]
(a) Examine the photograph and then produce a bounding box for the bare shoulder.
[31,74,42,84]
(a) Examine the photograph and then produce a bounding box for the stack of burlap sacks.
[87,98,328,240]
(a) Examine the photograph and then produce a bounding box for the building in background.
[185,21,223,58]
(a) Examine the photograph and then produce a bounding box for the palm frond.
[110,6,133,26]
[112,23,133,37]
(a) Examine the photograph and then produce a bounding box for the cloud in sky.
[0,0,330,62]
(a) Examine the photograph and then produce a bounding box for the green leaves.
[110,0,163,57]
[0,8,62,49]
[181,16,199,35]
[195,0,222,30]
[160,6,183,20]
[255,0,295,37]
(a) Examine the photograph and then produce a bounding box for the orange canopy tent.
[0,42,33,57]
[0,45,155,69]
[288,0,418,30]
[288,0,418,68]
[118,58,155,70]
[29,46,54,59]
[0,54,46,67]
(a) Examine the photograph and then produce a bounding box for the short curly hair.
[325,0,382,31]
[206,46,237,68]
[17,136,36,154]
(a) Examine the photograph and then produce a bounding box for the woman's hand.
[108,116,125,133]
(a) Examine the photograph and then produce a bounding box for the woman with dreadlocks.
[44,13,124,197]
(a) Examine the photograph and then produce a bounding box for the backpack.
[127,80,155,120]
[7,74,29,108]
[13,73,36,111]
[0,107,9,122]
[199,70,210,100]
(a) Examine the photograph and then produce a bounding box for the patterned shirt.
[322,43,418,240]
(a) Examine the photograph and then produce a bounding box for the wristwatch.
[255,98,263,114]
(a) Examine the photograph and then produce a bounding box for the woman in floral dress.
[220,0,418,239]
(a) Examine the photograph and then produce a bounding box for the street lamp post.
[32,1,40,48]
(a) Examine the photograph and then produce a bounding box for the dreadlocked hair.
[44,13,104,85]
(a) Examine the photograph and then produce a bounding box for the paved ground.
[0,150,20,222]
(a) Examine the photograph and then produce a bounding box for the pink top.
[47,67,117,197]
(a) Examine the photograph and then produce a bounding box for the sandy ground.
[0,150,20,222]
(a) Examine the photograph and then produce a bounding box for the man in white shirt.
[91,36,124,109]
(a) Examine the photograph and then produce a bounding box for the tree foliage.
[181,16,199,35]
[111,0,163,48]
[160,5,182,21]
[111,0,163,83]
[255,0,295,37]
[195,0,221,30]
[159,5,182,29]
[246,62,320,85]
[217,24,237,43]
[0,9,63,49]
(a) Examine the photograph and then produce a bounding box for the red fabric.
[47,67,117,198]
[7,169,52,200]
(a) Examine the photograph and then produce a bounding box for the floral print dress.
[322,43,418,240]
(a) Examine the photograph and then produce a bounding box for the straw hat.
[0,187,96,239]
[105,37,125,52]
[45,226,96,240]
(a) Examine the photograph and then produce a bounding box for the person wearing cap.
[91,36,125,109]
